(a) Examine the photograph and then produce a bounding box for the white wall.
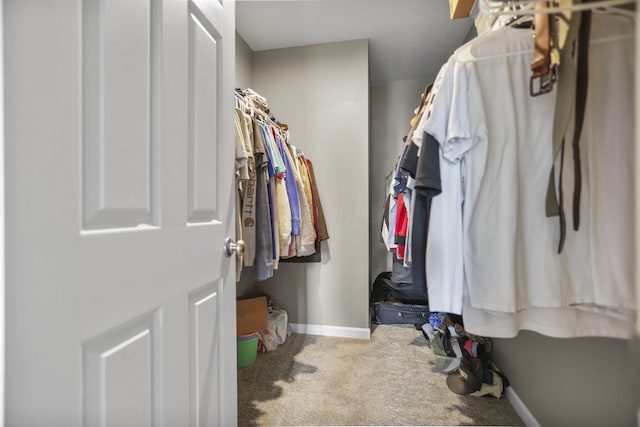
[494,332,637,427]
[235,32,253,91]
[369,79,428,281]
[251,39,370,332]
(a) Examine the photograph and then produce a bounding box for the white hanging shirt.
[411,60,460,314]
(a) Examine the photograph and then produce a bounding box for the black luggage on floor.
[371,272,429,326]
[373,301,429,325]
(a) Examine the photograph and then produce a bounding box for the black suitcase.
[373,301,429,326]
[371,271,427,305]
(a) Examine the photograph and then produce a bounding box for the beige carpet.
[237,324,524,426]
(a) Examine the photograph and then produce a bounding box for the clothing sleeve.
[424,60,482,162]
[412,61,452,149]
[426,153,465,315]
[306,160,329,241]
[399,141,419,178]
[441,60,477,161]
[415,132,442,200]
[234,109,249,179]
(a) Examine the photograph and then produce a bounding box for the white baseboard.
[289,323,370,340]
[505,386,541,427]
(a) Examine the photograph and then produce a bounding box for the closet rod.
[480,0,635,15]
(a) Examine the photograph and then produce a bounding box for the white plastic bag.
[257,307,289,352]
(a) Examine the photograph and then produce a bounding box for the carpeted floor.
[237,324,525,426]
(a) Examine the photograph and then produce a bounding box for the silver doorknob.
[224,238,246,257]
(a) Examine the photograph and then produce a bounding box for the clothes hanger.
[507,14,535,28]
[480,0,635,16]
[489,0,535,29]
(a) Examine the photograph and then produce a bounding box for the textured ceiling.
[236,0,474,86]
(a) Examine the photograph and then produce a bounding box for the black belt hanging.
[554,9,591,253]
[558,138,567,253]
[547,7,578,253]
[571,10,591,232]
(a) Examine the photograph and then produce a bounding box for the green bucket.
[237,335,259,368]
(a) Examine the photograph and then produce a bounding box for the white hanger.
[479,0,635,16]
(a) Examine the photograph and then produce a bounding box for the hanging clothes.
[234,112,247,281]
[293,147,317,256]
[394,193,408,260]
[411,131,442,300]
[235,89,329,278]
[305,159,329,242]
[273,127,300,253]
[412,11,635,338]
[236,109,257,268]
[251,117,275,281]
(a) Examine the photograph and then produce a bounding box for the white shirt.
[413,58,465,314]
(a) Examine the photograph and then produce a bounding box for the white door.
[4,0,237,426]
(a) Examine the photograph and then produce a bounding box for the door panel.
[4,0,236,425]
[188,4,221,224]
[189,282,221,427]
[83,312,158,427]
[82,0,157,229]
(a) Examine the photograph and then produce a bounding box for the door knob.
[224,238,246,257]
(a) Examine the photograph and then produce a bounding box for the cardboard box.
[236,296,268,336]
[449,0,475,19]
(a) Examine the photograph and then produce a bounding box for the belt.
[560,9,591,252]
[547,8,580,254]
[547,9,591,253]
[571,10,591,233]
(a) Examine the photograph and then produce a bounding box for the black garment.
[415,132,442,198]
[391,252,413,284]
[399,140,419,178]
[411,195,429,292]
[411,132,442,293]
